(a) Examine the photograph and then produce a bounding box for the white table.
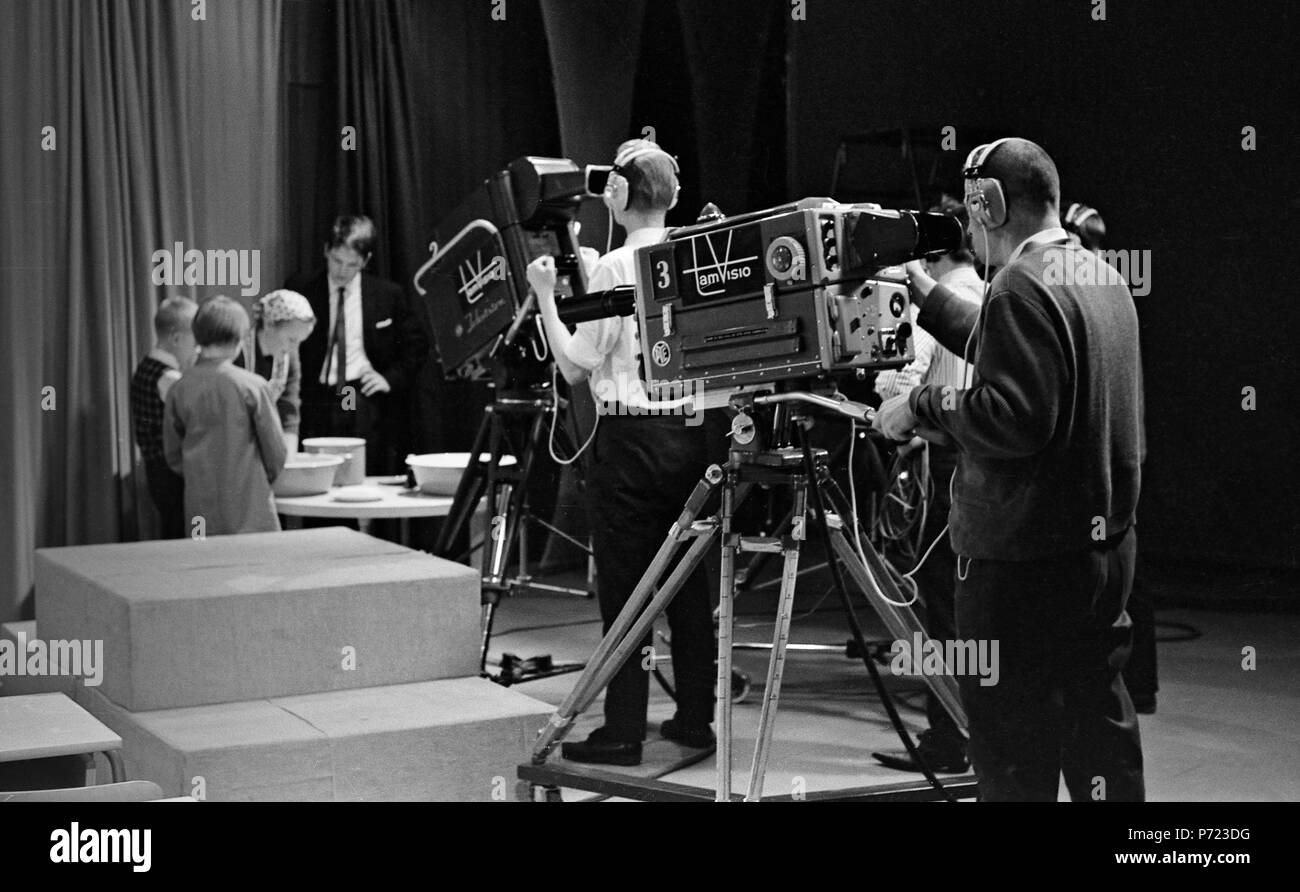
[0,693,125,783]
[275,477,456,545]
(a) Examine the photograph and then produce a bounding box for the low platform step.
[74,677,552,801]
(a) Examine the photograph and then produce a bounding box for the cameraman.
[876,138,1145,801]
[870,195,983,775]
[528,140,715,766]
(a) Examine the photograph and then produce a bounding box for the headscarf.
[244,290,315,401]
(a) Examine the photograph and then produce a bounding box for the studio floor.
[487,564,1300,802]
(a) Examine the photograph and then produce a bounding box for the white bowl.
[405,452,517,495]
[273,452,345,497]
[302,437,366,486]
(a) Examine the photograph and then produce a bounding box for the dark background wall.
[286,0,1297,571]
[784,0,1299,569]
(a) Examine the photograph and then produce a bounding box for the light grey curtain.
[0,0,284,621]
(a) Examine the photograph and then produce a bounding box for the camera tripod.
[434,383,593,686]
[519,391,972,802]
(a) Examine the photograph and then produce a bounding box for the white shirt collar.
[147,347,180,370]
[1008,226,1069,267]
[330,272,361,302]
[622,227,669,250]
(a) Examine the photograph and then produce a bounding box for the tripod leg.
[745,486,807,802]
[715,475,737,802]
[501,407,549,582]
[530,468,724,763]
[480,599,498,676]
[435,409,493,557]
[531,525,718,762]
[826,522,968,732]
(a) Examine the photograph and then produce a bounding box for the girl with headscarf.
[237,289,316,453]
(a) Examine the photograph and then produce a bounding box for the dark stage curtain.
[677,1,780,215]
[334,0,425,287]
[286,0,563,460]
[0,0,284,622]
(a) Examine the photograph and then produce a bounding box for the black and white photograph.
[0,0,1295,874]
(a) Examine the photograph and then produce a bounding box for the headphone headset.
[605,140,681,212]
[962,137,1012,230]
[1063,202,1099,232]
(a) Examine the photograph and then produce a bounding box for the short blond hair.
[154,296,197,339]
[193,295,249,347]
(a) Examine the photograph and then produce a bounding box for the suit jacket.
[286,270,428,402]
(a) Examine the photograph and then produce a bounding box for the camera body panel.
[634,200,933,398]
[415,157,590,380]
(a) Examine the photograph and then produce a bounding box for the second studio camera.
[414,156,605,385]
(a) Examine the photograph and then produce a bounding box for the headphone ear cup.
[981,178,1008,229]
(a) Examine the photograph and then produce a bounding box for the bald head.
[983,138,1060,222]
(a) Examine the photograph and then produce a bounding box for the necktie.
[331,286,347,393]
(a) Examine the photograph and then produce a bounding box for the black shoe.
[872,731,969,774]
[659,717,716,749]
[561,728,643,766]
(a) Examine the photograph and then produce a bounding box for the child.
[164,295,288,536]
[130,296,198,539]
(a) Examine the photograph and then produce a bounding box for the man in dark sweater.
[875,138,1145,801]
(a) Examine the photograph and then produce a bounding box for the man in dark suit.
[286,215,428,475]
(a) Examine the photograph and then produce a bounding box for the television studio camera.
[413,156,609,685]
[521,198,979,802]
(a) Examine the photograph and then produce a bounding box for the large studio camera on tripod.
[414,156,602,685]
[520,198,979,802]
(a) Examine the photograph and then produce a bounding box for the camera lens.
[771,244,793,273]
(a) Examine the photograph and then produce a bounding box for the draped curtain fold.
[0,0,282,621]
[334,0,425,285]
[309,0,562,461]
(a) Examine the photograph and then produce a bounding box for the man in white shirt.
[871,196,984,774]
[874,196,985,403]
[530,140,716,766]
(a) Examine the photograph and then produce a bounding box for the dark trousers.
[955,528,1145,801]
[1123,560,1159,701]
[300,383,399,475]
[911,449,963,746]
[144,460,185,539]
[587,413,716,743]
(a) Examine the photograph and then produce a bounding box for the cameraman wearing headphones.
[528,140,716,766]
[875,138,1146,801]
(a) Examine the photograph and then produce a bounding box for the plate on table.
[332,488,384,504]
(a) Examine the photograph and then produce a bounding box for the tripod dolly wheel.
[730,669,751,704]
